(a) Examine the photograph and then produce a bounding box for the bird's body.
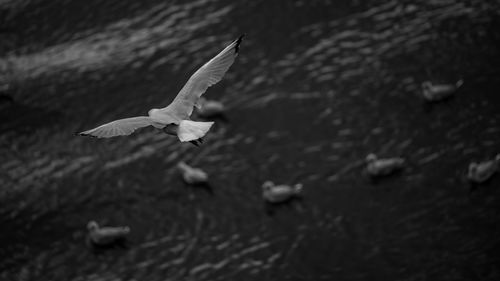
[421,80,463,102]
[467,155,500,183]
[78,35,244,144]
[262,181,303,203]
[196,98,225,118]
[177,161,208,185]
[365,153,405,177]
[87,221,130,246]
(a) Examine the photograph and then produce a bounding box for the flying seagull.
[77,34,244,146]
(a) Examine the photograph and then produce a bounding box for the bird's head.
[294,183,303,193]
[177,161,189,171]
[468,162,478,174]
[148,108,159,116]
[87,221,99,232]
[365,153,377,163]
[421,81,432,90]
[262,181,274,190]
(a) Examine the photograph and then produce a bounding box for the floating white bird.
[262,181,303,203]
[196,97,225,118]
[177,161,208,185]
[365,153,405,177]
[78,35,244,146]
[467,154,500,183]
[421,79,463,102]
[87,221,130,245]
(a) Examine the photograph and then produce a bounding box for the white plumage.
[467,154,500,183]
[196,97,225,118]
[365,153,405,177]
[78,35,244,144]
[177,161,209,185]
[262,181,303,203]
[87,221,130,246]
[421,80,463,102]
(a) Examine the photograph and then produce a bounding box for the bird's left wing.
[161,34,244,119]
[78,116,153,138]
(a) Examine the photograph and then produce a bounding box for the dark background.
[1,0,500,280]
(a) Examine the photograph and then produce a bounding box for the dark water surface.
[1,0,500,280]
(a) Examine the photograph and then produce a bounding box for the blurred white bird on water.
[196,97,225,118]
[421,79,463,102]
[177,161,209,185]
[467,154,500,183]
[78,35,244,146]
[365,153,405,177]
[86,221,130,246]
[262,181,303,203]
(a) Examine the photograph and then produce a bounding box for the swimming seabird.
[262,181,303,203]
[421,80,463,102]
[196,97,225,118]
[467,154,500,183]
[365,153,405,177]
[177,161,209,185]
[87,221,130,246]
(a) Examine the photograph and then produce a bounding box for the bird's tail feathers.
[177,120,214,142]
[294,183,303,194]
[107,227,130,236]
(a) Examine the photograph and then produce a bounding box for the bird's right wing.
[161,34,244,119]
[78,116,153,138]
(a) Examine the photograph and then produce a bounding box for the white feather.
[161,35,244,119]
[78,35,243,141]
[177,120,214,142]
[79,116,153,138]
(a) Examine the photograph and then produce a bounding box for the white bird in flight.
[77,35,244,146]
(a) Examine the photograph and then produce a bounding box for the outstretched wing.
[78,116,153,138]
[161,34,244,119]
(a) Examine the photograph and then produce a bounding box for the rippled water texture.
[1,0,500,280]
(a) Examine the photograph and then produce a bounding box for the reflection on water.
[1,0,500,280]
